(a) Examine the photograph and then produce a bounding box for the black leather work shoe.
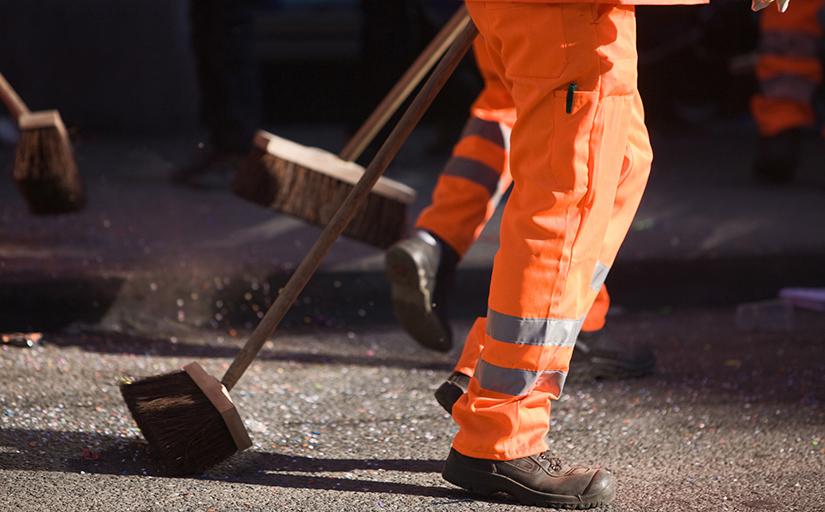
[442,448,616,509]
[434,371,470,413]
[571,328,655,381]
[385,230,458,352]
[753,128,801,185]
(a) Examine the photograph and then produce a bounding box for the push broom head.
[13,110,85,214]
[233,130,416,249]
[120,362,252,475]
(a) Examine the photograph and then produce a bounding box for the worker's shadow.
[214,451,462,499]
[44,331,453,372]
[0,428,479,502]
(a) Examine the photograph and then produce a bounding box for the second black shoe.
[385,230,458,352]
[434,371,470,413]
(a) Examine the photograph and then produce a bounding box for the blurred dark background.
[0,0,793,135]
[1,0,823,333]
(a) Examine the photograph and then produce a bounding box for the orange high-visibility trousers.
[416,37,612,343]
[752,0,825,136]
[451,2,653,460]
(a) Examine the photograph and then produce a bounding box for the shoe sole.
[385,245,452,352]
[443,461,615,509]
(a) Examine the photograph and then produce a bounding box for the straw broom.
[0,73,85,214]
[233,7,471,249]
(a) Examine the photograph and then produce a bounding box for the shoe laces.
[538,451,563,472]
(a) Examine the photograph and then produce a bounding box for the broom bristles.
[13,125,85,215]
[120,370,238,475]
[233,148,409,249]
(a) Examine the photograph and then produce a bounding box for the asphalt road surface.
[1,307,824,511]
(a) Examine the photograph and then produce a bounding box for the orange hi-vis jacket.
[476,0,707,3]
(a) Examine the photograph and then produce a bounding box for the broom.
[233,6,471,249]
[0,73,85,214]
[121,16,478,476]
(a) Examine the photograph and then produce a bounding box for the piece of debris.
[1,332,42,348]
[735,300,794,332]
[779,287,825,312]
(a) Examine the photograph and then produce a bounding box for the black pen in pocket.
[566,82,577,114]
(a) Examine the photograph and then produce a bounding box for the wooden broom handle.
[0,73,30,121]
[221,18,478,391]
[338,6,470,162]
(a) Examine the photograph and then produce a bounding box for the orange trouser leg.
[416,37,515,257]
[452,2,645,460]
[422,35,613,378]
[593,90,653,304]
[414,117,512,256]
[453,317,486,377]
[419,37,613,380]
[751,0,825,136]
[455,286,611,377]
[453,100,650,376]
[452,62,650,392]
[581,286,610,333]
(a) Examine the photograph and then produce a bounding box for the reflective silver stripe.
[536,369,567,397]
[761,74,817,103]
[760,31,819,58]
[476,359,567,397]
[487,309,582,347]
[501,124,512,152]
[590,261,609,292]
[461,117,504,147]
[443,156,500,195]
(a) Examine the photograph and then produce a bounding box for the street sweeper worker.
[409,0,789,507]
[385,32,655,415]
[752,0,824,183]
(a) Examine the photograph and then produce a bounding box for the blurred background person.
[173,0,262,187]
[359,0,481,157]
[752,0,824,184]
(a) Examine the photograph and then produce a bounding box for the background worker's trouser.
[451,2,652,461]
[416,38,611,343]
[189,0,261,153]
[752,0,825,136]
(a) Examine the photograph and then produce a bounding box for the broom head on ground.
[14,110,85,214]
[120,362,252,475]
[233,130,416,249]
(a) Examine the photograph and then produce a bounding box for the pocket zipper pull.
[566,82,577,114]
